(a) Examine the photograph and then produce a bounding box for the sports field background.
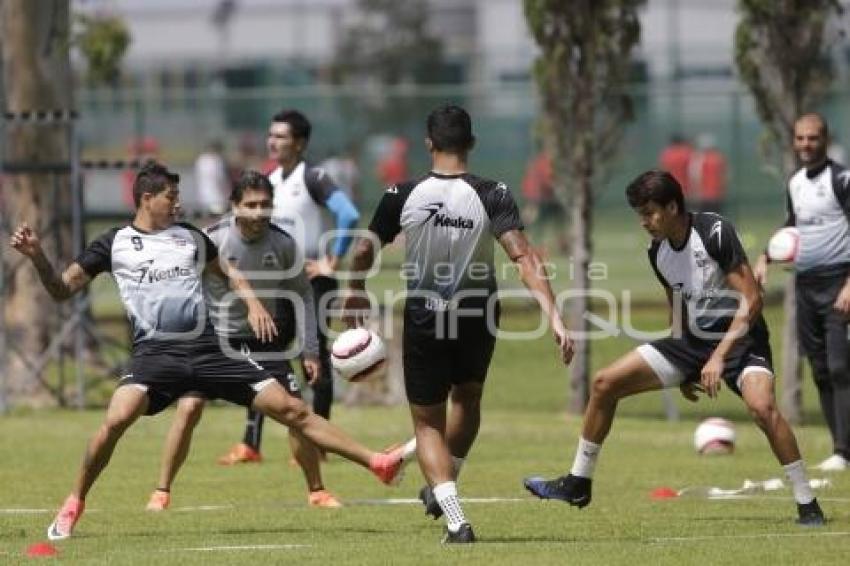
[2,306,849,564]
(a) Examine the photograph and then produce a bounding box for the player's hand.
[700,355,724,399]
[833,281,850,317]
[305,256,338,279]
[302,356,320,385]
[247,304,278,343]
[341,290,371,329]
[10,224,43,258]
[753,254,769,288]
[679,382,703,403]
[551,315,574,365]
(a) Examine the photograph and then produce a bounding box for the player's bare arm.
[701,262,763,398]
[833,274,850,316]
[341,236,380,327]
[208,258,278,343]
[498,228,574,364]
[10,224,92,301]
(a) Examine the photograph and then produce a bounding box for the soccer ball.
[330,328,387,382]
[693,417,735,455]
[767,227,800,263]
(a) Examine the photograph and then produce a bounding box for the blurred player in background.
[754,113,850,472]
[217,110,361,465]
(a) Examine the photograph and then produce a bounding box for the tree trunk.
[567,81,595,415]
[568,155,593,415]
[1,0,73,407]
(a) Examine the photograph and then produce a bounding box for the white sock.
[433,481,467,532]
[401,438,417,461]
[452,456,465,478]
[783,460,814,504]
[570,437,601,478]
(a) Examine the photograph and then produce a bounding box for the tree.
[734,0,843,423]
[1,0,74,407]
[330,0,448,138]
[524,0,645,414]
[1,1,129,408]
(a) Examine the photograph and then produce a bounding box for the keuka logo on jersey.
[434,213,474,229]
[418,202,474,229]
[135,259,192,285]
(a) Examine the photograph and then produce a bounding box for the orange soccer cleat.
[217,443,262,466]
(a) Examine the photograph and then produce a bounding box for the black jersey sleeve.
[701,215,747,272]
[368,182,414,245]
[304,165,339,205]
[647,239,670,288]
[75,227,119,277]
[466,175,524,238]
[178,222,219,263]
[831,162,850,223]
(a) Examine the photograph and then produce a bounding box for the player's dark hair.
[626,170,686,216]
[132,160,179,208]
[231,170,273,203]
[271,109,311,142]
[426,104,475,153]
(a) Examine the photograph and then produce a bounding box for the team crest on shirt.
[709,221,722,248]
[171,236,187,247]
[816,184,826,197]
[262,252,278,268]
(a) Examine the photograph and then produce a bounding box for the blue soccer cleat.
[523,474,592,508]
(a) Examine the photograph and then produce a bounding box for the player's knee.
[177,397,205,427]
[102,412,134,437]
[591,369,619,400]
[747,397,776,427]
[275,397,311,426]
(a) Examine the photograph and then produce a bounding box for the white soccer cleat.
[813,454,848,472]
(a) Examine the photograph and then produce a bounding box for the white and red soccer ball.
[330,328,387,382]
[694,417,735,455]
[767,227,799,263]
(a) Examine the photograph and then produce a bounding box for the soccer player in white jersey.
[9,162,403,541]
[145,171,342,511]
[754,113,850,472]
[218,109,361,465]
[345,105,574,543]
[524,169,825,526]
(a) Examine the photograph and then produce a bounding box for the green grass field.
[2,307,850,564]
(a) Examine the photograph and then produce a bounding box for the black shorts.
[121,333,282,415]
[638,330,773,396]
[403,298,500,406]
[224,337,302,398]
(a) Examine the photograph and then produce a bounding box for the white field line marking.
[651,531,850,543]
[350,497,524,505]
[165,544,311,552]
[4,494,848,515]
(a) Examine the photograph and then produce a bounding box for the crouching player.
[524,170,825,526]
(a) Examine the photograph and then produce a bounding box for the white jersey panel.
[788,165,850,272]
